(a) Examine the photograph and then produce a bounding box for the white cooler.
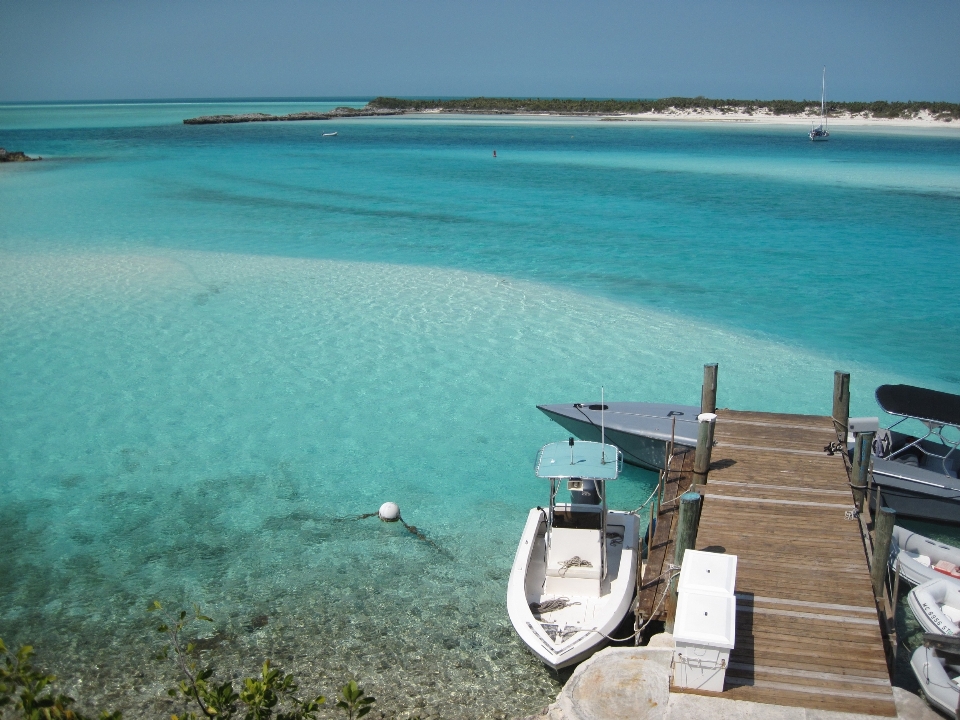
[672,550,738,692]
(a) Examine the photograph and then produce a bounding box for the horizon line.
[3,94,960,107]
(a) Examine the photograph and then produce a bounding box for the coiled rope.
[558,556,593,576]
[529,597,581,615]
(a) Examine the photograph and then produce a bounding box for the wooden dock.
[637,408,898,717]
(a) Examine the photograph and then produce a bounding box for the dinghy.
[911,634,960,718]
[507,438,639,669]
[908,578,960,636]
[890,526,960,588]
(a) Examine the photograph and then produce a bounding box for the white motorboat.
[908,578,960,636]
[507,438,639,669]
[910,635,960,718]
[322,132,338,137]
[890,525,960,588]
[809,67,830,141]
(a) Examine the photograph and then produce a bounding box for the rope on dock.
[631,483,661,514]
[579,565,681,643]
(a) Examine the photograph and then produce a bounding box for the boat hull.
[890,526,960,588]
[871,457,960,526]
[911,646,960,717]
[907,579,960,636]
[537,402,699,471]
[507,508,639,669]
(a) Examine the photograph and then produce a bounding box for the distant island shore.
[0,147,41,162]
[183,106,401,124]
[183,96,960,126]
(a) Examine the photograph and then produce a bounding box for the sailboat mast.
[821,67,826,128]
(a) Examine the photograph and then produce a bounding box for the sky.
[1,0,959,103]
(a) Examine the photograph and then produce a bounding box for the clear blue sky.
[2,0,958,102]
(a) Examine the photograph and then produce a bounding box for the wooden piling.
[692,413,717,486]
[666,491,702,632]
[833,371,851,442]
[701,363,719,414]
[646,499,655,560]
[871,505,896,601]
[852,431,874,511]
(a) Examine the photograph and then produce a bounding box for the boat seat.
[546,528,602,580]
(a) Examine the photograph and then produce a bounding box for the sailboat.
[809,67,830,141]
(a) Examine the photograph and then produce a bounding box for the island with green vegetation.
[368,96,960,121]
[183,96,960,125]
[183,106,400,124]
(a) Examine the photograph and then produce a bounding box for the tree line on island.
[368,96,960,120]
[180,96,960,125]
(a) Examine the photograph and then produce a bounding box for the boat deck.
[639,409,898,717]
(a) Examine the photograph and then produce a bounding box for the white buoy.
[378,502,400,522]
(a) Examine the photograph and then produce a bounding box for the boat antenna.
[601,386,606,463]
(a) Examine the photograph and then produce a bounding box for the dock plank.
[668,409,896,716]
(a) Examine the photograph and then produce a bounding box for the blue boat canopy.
[536,440,621,480]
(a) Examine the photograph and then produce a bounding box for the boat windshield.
[535,440,621,480]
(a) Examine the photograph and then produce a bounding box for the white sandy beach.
[404,107,960,131]
[598,107,959,129]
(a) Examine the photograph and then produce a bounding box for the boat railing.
[884,416,960,476]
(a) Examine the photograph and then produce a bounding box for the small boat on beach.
[536,402,699,471]
[911,634,960,717]
[867,384,960,525]
[809,67,829,141]
[507,438,639,669]
[908,578,960,636]
[890,526,960,588]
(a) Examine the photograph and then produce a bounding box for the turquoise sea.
[2,100,959,718]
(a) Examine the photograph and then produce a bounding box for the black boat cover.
[875,384,960,427]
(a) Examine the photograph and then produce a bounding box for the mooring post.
[701,363,719,414]
[871,505,896,601]
[851,431,874,512]
[646,500,655,561]
[692,413,717,486]
[833,371,851,443]
[666,491,702,632]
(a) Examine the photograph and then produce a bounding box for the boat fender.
[379,502,400,522]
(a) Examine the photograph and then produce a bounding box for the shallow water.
[1,102,959,717]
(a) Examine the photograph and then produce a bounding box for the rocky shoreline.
[0,147,41,162]
[183,106,400,125]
